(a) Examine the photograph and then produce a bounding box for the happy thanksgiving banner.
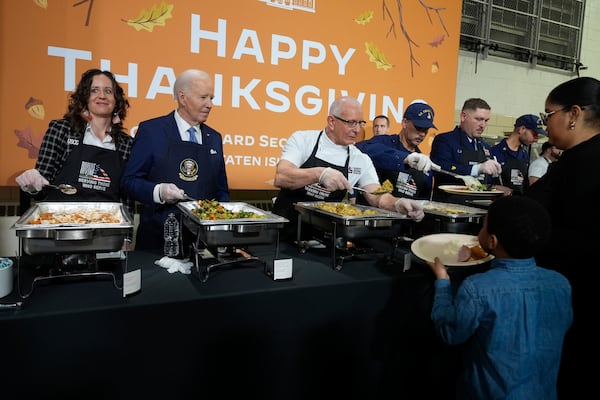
[1,0,461,189]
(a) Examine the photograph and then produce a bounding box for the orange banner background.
[0,0,462,189]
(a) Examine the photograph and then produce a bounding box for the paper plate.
[411,233,494,267]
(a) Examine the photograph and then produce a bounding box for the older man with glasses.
[272,96,424,240]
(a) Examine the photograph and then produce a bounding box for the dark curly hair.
[64,69,130,134]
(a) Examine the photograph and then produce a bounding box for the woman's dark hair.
[547,76,600,124]
[486,196,551,259]
[64,69,129,134]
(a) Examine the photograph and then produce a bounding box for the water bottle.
[163,213,180,257]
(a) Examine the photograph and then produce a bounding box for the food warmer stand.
[177,201,288,282]
[294,201,409,270]
[11,202,134,298]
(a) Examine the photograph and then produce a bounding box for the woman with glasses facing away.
[272,96,425,240]
[525,76,600,399]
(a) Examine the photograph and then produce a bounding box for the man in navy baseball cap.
[490,113,546,194]
[404,102,437,129]
[514,114,547,137]
[355,100,439,201]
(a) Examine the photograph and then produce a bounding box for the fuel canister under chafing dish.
[177,201,288,247]
[410,200,487,237]
[12,202,134,256]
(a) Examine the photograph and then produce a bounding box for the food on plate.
[315,202,379,216]
[452,183,487,192]
[28,211,121,224]
[443,239,489,262]
[458,244,489,262]
[464,178,486,191]
[191,199,265,220]
[371,179,393,194]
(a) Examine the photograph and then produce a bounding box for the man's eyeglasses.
[332,114,366,128]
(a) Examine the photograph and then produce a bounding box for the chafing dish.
[294,202,408,270]
[177,201,288,282]
[177,201,288,247]
[12,202,134,255]
[294,201,407,240]
[410,200,487,236]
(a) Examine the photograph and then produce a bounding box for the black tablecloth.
[0,241,486,399]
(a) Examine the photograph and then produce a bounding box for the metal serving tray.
[12,202,134,255]
[177,201,288,246]
[294,201,407,240]
[417,200,487,222]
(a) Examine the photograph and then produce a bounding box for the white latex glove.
[159,183,185,203]
[478,159,502,177]
[405,153,439,173]
[394,198,425,222]
[318,167,351,192]
[15,168,49,193]
[155,257,193,274]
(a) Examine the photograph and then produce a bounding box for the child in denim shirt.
[427,196,572,399]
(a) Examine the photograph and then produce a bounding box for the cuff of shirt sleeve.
[434,278,451,288]
[153,184,165,204]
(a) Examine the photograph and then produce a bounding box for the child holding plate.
[426,196,572,399]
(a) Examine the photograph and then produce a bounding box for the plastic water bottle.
[163,213,180,257]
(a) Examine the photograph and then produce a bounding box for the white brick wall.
[453,1,600,136]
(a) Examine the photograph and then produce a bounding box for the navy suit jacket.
[121,111,229,206]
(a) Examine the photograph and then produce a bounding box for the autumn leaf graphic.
[123,1,174,32]
[428,34,445,48]
[14,127,44,159]
[354,10,374,25]
[25,97,45,120]
[33,0,48,9]
[365,42,393,70]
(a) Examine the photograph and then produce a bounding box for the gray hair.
[329,96,362,116]
[173,69,211,100]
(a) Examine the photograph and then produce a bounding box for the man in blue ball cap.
[490,114,547,194]
[355,101,439,200]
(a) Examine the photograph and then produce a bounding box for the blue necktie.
[187,127,198,143]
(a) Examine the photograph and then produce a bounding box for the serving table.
[0,239,490,399]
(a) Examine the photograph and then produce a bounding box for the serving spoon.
[46,183,78,195]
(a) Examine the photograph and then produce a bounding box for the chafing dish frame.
[177,201,288,281]
[11,202,134,298]
[294,202,408,270]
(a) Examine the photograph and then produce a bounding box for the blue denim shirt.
[432,257,573,400]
